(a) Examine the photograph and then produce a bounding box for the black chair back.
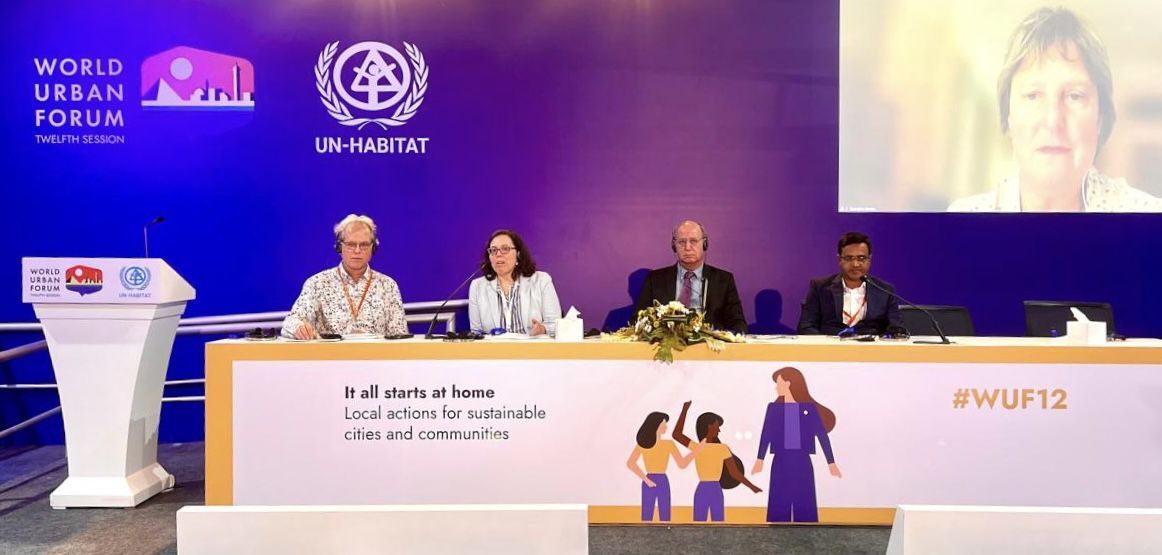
[900,305,975,336]
[1023,301,1114,337]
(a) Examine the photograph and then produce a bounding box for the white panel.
[177,504,588,555]
[886,505,1162,555]
[230,358,1162,511]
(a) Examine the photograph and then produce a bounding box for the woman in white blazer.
[468,229,562,336]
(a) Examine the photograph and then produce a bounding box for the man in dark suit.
[634,220,748,334]
[797,231,902,335]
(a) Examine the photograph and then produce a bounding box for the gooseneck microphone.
[861,275,953,345]
[425,267,482,339]
[144,216,165,258]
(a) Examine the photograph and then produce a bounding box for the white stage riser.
[886,505,1162,555]
[177,504,589,555]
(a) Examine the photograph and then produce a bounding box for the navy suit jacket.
[755,401,835,464]
[796,273,902,335]
[633,264,748,334]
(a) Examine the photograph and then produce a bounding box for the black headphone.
[335,233,380,254]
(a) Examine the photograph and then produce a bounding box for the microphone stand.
[425,268,481,339]
[862,275,953,345]
[143,216,165,258]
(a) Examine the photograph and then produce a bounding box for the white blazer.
[468,271,562,336]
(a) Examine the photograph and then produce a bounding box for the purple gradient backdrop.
[2,0,1159,443]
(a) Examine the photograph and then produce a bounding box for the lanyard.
[843,295,867,327]
[339,268,374,322]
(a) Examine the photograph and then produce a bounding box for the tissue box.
[1066,320,1106,345]
[556,318,584,341]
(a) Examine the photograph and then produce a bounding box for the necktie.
[679,271,694,306]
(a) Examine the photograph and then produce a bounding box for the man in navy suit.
[634,220,748,334]
[796,231,902,335]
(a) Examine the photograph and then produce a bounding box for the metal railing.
[0,300,467,440]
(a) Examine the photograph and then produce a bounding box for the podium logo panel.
[120,266,151,291]
[65,265,103,296]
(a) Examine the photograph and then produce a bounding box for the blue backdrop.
[2,0,1158,445]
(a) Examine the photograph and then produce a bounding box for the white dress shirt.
[842,281,867,328]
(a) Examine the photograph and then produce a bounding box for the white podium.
[22,257,195,508]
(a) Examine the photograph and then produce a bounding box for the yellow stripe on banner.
[205,345,234,505]
[587,506,895,526]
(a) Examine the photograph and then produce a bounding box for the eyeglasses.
[342,241,374,251]
[839,255,870,263]
[487,246,516,256]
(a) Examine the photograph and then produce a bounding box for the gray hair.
[333,214,378,241]
[997,7,1115,152]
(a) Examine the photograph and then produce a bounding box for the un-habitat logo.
[314,41,430,156]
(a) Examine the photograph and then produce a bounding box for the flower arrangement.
[603,301,745,363]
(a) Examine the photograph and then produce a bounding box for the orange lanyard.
[338,268,374,322]
[843,295,867,327]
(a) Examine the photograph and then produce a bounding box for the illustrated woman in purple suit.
[751,366,842,522]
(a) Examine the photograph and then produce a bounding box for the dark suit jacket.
[633,264,748,334]
[796,273,902,335]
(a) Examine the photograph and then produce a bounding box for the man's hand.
[294,321,319,340]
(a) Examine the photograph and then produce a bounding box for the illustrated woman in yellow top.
[626,411,695,521]
[673,401,762,522]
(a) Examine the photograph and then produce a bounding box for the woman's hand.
[643,478,656,488]
[530,319,546,336]
[751,459,764,475]
[748,483,763,494]
[829,463,842,478]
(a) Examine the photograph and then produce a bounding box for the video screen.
[839,0,1162,212]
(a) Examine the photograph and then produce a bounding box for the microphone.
[861,275,953,345]
[701,276,709,312]
[425,267,482,339]
[144,216,165,258]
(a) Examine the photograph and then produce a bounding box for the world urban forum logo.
[64,265,103,296]
[141,47,255,111]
